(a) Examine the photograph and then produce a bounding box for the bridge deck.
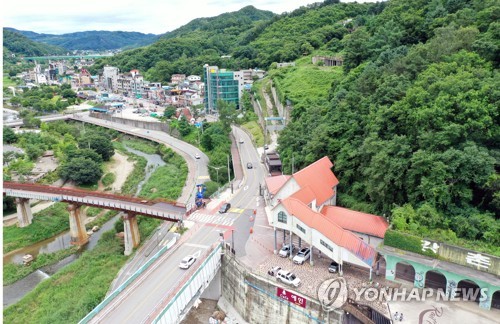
[3,182,186,220]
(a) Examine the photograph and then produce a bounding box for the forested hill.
[4,28,159,51]
[90,5,276,79]
[275,0,499,252]
[91,0,497,251]
[3,29,66,57]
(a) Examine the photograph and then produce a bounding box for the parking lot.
[252,249,395,317]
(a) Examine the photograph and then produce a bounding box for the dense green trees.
[77,134,114,161]
[59,157,103,185]
[3,127,18,144]
[274,0,499,251]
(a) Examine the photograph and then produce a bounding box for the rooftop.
[321,206,389,238]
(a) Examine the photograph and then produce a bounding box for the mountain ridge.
[4,27,160,51]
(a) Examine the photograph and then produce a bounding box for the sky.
[2,0,377,35]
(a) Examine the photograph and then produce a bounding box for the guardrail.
[79,234,180,324]
[151,243,222,323]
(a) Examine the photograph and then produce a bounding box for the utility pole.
[292,153,295,174]
[227,155,233,194]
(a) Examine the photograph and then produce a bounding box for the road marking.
[131,128,141,132]
[188,211,235,226]
[229,208,244,214]
[197,175,210,180]
[184,243,209,249]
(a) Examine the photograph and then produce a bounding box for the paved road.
[91,223,222,324]
[90,125,267,322]
[4,114,72,127]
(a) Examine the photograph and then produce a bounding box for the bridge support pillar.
[15,198,33,227]
[68,203,88,245]
[123,213,140,256]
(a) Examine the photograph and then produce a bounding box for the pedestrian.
[319,251,322,259]
[394,312,399,320]
[399,313,404,322]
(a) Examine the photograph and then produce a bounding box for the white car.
[293,248,311,265]
[239,138,244,144]
[195,153,200,159]
[179,255,196,269]
[276,269,301,287]
[278,244,295,258]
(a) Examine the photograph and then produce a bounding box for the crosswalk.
[188,211,236,226]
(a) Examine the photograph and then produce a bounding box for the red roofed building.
[265,156,338,212]
[321,206,389,245]
[266,156,389,273]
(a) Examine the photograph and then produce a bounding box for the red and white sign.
[277,287,306,308]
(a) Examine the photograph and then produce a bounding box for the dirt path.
[98,151,135,193]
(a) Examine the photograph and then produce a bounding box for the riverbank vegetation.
[3,246,79,285]
[114,141,148,195]
[3,203,69,254]
[3,231,128,323]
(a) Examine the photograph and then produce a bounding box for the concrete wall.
[270,85,284,118]
[201,270,221,301]
[221,253,343,323]
[436,242,500,276]
[87,113,180,137]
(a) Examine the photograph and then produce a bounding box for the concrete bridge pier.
[123,213,140,256]
[15,197,33,227]
[67,203,89,245]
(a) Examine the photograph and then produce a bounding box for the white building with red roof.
[264,156,389,274]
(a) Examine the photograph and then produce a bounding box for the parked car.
[293,248,311,265]
[219,203,231,214]
[329,261,339,273]
[278,244,295,258]
[247,162,253,169]
[268,266,281,276]
[179,255,196,269]
[276,269,301,287]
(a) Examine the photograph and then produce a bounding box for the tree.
[24,115,41,128]
[163,106,177,119]
[78,134,114,161]
[3,127,18,144]
[67,148,103,164]
[217,100,237,130]
[59,157,103,185]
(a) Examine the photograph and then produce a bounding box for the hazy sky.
[2,0,377,35]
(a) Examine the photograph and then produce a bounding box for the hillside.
[275,0,499,252]
[5,28,159,51]
[89,0,499,251]
[89,5,276,80]
[3,29,66,58]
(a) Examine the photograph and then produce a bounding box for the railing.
[150,243,222,324]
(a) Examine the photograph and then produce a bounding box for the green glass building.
[204,65,243,113]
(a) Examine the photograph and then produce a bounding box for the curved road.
[71,113,208,207]
[85,121,265,322]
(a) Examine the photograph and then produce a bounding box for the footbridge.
[3,181,187,255]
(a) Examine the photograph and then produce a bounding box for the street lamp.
[207,164,223,183]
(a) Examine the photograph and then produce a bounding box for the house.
[187,75,201,82]
[171,74,186,84]
[265,156,389,273]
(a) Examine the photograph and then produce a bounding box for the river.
[3,145,166,307]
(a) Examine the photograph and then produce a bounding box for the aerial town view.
[2,0,499,323]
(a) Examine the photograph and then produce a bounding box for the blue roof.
[90,107,108,112]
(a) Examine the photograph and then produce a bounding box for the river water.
[3,145,165,307]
